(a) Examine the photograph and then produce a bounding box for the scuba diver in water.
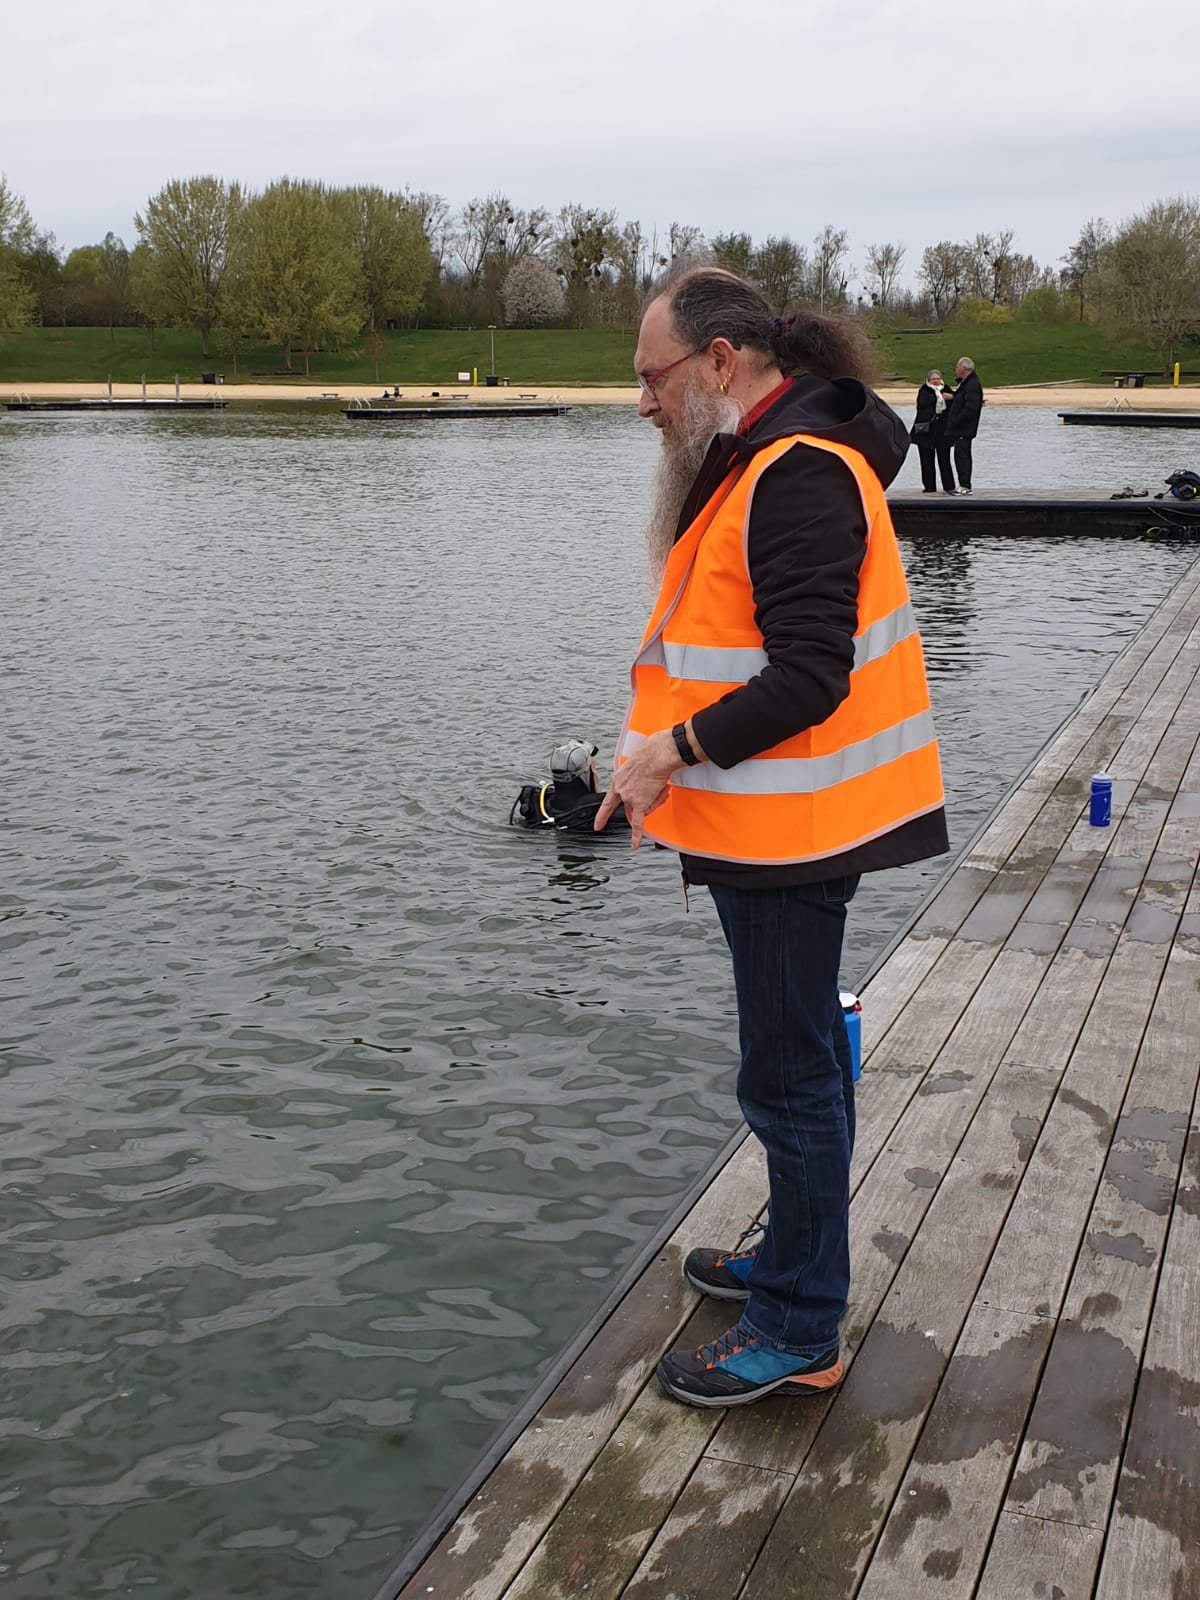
[511,739,630,833]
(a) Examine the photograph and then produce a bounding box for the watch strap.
[671,723,699,766]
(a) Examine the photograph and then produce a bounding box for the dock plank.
[975,1514,1103,1600]
[862,864,1200,1598]
[1006,888,1197,1533]
[1093,1123,1200,1600]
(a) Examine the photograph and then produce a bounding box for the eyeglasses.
[636,347,706,398]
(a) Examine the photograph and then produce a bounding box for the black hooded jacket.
[944,369,983,441]
[676,376,950,889]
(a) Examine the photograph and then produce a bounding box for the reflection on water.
[0,403,1195,1598]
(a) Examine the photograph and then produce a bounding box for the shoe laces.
[697,1323,757,1369]
[717,1216,765,1267]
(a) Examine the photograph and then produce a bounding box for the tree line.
[1,172,1198,372]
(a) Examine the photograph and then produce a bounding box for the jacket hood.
[743,375,911,490]
[674,375,912,539]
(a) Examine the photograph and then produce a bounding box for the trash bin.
[201,372,216,384]
[485,374,499,387]
[1129,373,1145,388]
[840,991,863,1081]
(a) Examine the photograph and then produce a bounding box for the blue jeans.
[709,877,858,1357]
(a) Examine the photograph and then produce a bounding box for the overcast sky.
[5,0,1198,286]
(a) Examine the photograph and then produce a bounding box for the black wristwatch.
[671,723,700,766]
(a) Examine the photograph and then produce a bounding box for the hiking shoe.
[956,487,973,495]
[657,1321,843,1409]
[683,1221,763,1301]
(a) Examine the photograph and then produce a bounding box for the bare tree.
[918,241,967,319]
[403,189,453,269]
[452,193,551,288]
[1005,252,1051,307]
[752,235,806,312]
[1107,196,1200,373]
[667,221,708,267]
[551,204,618,327]
[863,241,905,309]
[1061,217,1113,321]
[710,232,754,278]
[811,225,850,308]
[611,220,664,322]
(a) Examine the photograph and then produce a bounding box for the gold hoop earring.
[719,377,730,395]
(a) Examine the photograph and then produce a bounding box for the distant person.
[942,357,984,494]
[910,369,954,493]
[392,385,401,397]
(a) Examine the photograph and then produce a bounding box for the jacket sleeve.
[958,377,983,433]
[947,377,982,436]
[689,443,867,769]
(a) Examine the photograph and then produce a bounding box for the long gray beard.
[646,383,745,580]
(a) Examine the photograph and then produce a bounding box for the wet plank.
[863,868,1200,1598]
[975,1514,1103,1600]
[1093,974,1200,1598]
[620,1457,792,1599]
[856,1305,1054,1600]
[1005,881,1198,1533]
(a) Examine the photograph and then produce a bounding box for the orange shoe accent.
[785,1360,843,1391]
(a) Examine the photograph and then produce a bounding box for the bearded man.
[594,269,948,1408]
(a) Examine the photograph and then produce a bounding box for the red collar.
[738,378,794,436]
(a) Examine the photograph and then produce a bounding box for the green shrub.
[1015,285,1071,323]
[956,298,1013,325]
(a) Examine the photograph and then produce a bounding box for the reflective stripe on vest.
[657,599,919,684]
[621,707,936,795]
[618,429,944,865]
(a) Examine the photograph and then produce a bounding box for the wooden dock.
[888,491,1200,540]
[1059,410,1200,429]
[343,404,570,420]
[378,557,1200,1600]
[5,398,228,412]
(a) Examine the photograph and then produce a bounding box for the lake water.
[1,400,1195,1599]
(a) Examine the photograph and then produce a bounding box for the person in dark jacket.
[910,368,954,492]
[594,268,948,1409]
[942,357,984,493]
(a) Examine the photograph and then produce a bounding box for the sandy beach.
[5,379,1199,410]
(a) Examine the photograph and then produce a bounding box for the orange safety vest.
[615,433,944,866]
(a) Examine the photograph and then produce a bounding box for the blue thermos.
[1090,772,1113,827]
[840,991,862,1080]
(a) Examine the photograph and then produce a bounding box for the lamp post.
[487,324,496,377]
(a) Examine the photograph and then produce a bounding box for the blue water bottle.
[1090,771,1112,827]
[840,991,862,1080]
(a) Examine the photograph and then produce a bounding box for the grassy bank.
[0,322,1173,388]
[874,321,1166,386]
[0,327,641,387]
